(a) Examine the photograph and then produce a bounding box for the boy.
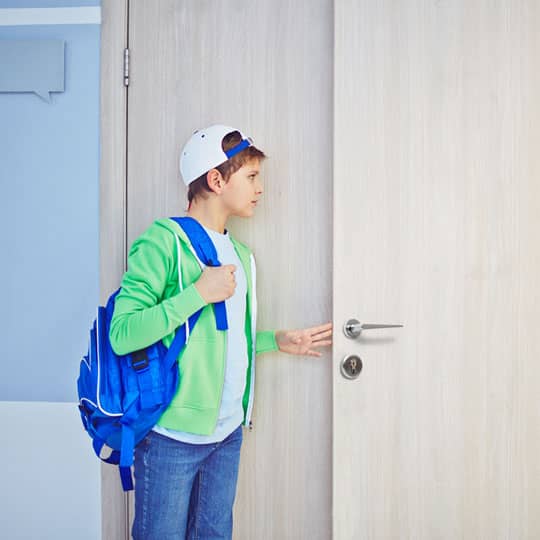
[109,124,333,539]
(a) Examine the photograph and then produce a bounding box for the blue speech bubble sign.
[0,40,65,102]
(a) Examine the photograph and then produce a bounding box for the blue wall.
[0,5,103,539]
[0,1,100,402]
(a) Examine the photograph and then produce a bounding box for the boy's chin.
[233,207,255,219]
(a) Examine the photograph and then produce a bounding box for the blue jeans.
[132,424,243,539]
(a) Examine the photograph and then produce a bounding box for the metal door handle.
[343,318,404,339]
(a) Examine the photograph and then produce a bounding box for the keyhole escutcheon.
[340,354,362,380]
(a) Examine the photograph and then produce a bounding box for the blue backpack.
[77,217,228,491]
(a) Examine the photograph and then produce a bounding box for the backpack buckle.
[130,350,149,372]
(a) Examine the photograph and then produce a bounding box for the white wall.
[0,402,101,539]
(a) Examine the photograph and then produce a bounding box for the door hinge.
[123,48,130,87]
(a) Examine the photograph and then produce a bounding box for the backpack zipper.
[91,310,122,417]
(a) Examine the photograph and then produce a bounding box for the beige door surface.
[114,1,333,539]
[334,1,540,539]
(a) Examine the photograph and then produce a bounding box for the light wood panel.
[99,0,129,538]
[127,1,333,539]
[334,1,540,538]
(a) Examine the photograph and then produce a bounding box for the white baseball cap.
[179,124,254,186]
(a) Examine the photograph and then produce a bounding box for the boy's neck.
[186,199,228,235]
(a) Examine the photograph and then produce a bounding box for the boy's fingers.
[308,322,333,336]
[313,329,332,340]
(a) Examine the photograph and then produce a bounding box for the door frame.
[99,0,130,538]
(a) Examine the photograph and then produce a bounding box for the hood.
[154,217,192,246]
[153,217,252,263]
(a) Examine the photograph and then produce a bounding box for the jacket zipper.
[244,329,256,430]
[245,254,257,431]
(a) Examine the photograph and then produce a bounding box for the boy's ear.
[206,169,224,194]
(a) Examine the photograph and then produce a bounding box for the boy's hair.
[187,131,266,205]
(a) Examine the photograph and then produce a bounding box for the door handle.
[343,318,404,339]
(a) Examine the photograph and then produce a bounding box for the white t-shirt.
[153,224,249,443]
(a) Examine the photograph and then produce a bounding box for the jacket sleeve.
[255,330,279,355]
[109,224,207,355]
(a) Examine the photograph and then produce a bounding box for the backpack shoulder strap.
[169,216,228,331]
[170,216,219,264]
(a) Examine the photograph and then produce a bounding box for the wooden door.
[333,1,540,538]
[123,1,333,538]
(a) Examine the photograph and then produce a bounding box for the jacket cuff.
[168,282,208,321]
[255,330,279,355]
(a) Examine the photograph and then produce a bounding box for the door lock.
[340,354,362,379]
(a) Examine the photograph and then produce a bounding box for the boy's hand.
[275,322,333,357]
[194,265,237,303]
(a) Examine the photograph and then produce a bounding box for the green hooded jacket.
[109,218,278,435]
